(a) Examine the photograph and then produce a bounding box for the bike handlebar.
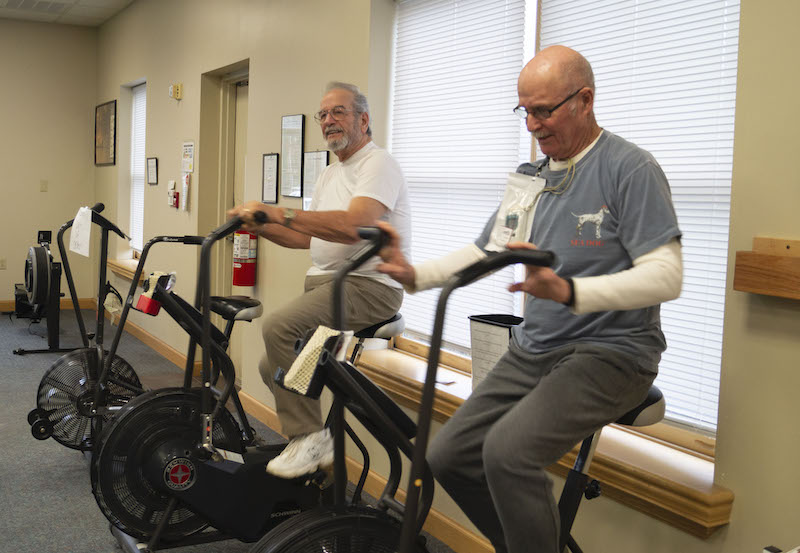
[453,249,556,288]
[330,226,388,329]
[398,246,556,553]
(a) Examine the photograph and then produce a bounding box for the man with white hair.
[232,81,411,478]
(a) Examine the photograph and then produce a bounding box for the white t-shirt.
[306,141,412,289]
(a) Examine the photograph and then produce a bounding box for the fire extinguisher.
[232,230,257,286]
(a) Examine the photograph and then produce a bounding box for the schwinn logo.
[164,458,196,491]
[270,508,302,518]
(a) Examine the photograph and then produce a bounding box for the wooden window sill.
[107,258,143,283]
[357,347,733,539]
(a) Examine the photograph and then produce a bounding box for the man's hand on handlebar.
[506,242,571,303]
[375,221,416,288]
[227,200,274,232]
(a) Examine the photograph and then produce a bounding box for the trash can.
[468,314,523,390]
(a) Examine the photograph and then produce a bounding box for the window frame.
[128,81,146,253]
[387,0,734,459]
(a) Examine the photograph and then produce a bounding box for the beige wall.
[2,0,799,551]
[89,0,392,359]
[716,0,800,546]
[0,20,97,300]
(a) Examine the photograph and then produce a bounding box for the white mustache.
[532,131,549,139]
[325,126,344,137]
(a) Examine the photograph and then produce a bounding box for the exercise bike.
[14,204,110,356]
[397,251,666,553]
[28,203,142,446]
[249,229,665,553]
[241,232,554,553]
[29,210,263,453]
[91,213,329,551]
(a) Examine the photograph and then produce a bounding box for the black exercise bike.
[27,203,142,446]
[91,213,334,552]
[29,207,263,453]
[92,216,408,553]
[249,229,664,553]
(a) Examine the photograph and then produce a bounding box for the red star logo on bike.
[164,458,195,490]
[170,464,191,485]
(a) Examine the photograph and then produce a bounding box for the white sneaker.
[266,428,334,479]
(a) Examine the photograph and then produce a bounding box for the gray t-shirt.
[475,130,681,366]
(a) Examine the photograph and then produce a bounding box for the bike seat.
[615,385,665,427]
[354,313,405,340]
[210,295,263,322]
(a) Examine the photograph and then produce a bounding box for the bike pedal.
[307,468,332,489]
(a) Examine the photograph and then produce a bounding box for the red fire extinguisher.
[232,230,257,286]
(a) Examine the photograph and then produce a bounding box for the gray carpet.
[0,308,455,553]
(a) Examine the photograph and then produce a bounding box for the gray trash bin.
[468,314,523,390]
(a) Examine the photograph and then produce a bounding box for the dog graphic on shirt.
[572,206,610,239]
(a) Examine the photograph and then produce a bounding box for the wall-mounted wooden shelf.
[733,237,800,300]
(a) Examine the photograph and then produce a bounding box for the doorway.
[198,61,250,379]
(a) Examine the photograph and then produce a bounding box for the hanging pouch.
[485,172,546,252]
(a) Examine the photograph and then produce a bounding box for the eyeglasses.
[314,106,353,124]
[513,88,584,121]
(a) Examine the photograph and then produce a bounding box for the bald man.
[377,46,682,553]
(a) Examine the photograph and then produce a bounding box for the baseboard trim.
[0,297,95,313]
[238,391,491,553]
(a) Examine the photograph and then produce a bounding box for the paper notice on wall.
[69,206,92,257]
[182,141,195,173]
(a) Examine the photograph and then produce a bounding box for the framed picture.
[262,153,279,204]
[147,157,158,185]
[94,100,116,166]
[280,114,305,198]
[302,150,329,210]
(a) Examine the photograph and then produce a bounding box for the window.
[130,83,146,251]
[390,0,739,436]
[539,0,740,433]
[390,0,531,354]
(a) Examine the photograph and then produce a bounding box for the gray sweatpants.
[428,339,657,553]
[258,274,403,438]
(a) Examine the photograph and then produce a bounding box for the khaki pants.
[259,274,403,437]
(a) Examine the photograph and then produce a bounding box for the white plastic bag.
[485,172,545,252]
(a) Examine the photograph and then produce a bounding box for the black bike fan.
[35,348,140,450]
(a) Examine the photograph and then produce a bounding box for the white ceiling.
[0,0,135,27]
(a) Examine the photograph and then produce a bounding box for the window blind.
[130,83,146,251]
[539,0,741,433]
[391,0,530,353]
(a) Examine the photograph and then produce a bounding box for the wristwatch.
[282,208,297,227]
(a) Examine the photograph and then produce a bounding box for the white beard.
[325,125,351,152]
[326,134,349,151]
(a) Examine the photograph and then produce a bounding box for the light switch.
[169,83,183,100]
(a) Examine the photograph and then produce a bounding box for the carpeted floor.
[0,308,455,553]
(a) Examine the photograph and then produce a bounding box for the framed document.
[94,100,116,166]
[280,114,305,198]
[147,157,158,185]
[302,150,329,210]
[262,153,279,204]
